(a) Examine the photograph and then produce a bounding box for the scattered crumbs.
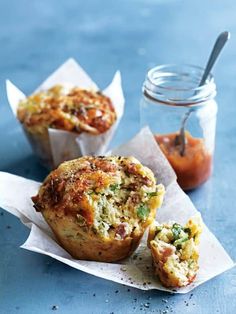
[143,282,147,286]
[93,293,96,297]
[189,293,193,300]
[120,278,123,281]
[51,305,59,311]
[186,303,189,306]
[146,266,150,270]
[139,257,143,261]
[128,277,132,281]
[144,303,150,308]
[121,266,127,271]
[162,299,168,303]
[127,289,130,292]
[192,303,196,306]
[168,307,173,313]
[133,254,138,260]
[80,291,88,295]
[162,310,169,314]
[115,290,119,294]
[147,281,151,285]
[6,225,11,229]
[134,298,137,302]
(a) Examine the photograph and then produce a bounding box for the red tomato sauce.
[155,132,212,190]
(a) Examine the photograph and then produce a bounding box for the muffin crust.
[32,156,165,261]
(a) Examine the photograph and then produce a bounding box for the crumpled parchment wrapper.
[6,58,125,169]
[0,127,234,293]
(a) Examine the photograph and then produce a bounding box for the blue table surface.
[0,0,236,313]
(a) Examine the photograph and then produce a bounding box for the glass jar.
[140,64,217,190]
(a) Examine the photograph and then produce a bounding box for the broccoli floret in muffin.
[32,156,165,262]
[148,215,203,288]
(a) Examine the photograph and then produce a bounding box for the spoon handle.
[199,31,230,86]
[176,31,230,156]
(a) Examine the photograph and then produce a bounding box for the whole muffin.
[32,156,165,262]
[17,85,117,169]
[148,215,203,287]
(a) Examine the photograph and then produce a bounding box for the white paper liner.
[0,127,234,293]
[6,58,125,169]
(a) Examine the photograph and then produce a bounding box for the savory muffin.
[17,85,117,169]
[148,215,203,287]
[32,156,165,262]
[17,85,116,135]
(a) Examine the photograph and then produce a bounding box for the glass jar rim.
[143,64,217,106]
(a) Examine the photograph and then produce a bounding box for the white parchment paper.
[0,127,234,293]
[6,58,125,168]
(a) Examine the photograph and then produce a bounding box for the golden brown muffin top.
[17,85,116,135]
[32,156,164,238]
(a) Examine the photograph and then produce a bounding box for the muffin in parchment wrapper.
[6,58,125,169]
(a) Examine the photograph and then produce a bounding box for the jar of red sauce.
[140,64,217,190]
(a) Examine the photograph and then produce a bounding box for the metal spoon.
[176,31,230,156]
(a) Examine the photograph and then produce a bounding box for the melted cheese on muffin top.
[32,156,165,239]
[17,85,116,135]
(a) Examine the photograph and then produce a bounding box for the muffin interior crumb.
[150,215,202,287]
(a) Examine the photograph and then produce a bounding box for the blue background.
[0,0,236,313]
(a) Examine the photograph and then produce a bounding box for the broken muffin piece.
[148,215,203,287]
